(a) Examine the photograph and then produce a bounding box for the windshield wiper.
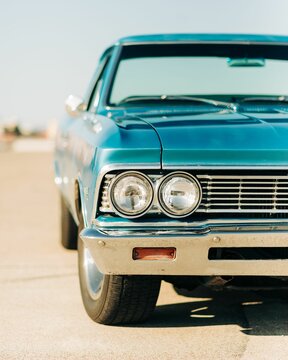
[117,95,238,111]
[239,96,288,104]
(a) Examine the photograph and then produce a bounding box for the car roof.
[99,33,288,60]
[116,33,288,45]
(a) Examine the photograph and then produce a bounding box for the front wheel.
[60,195,78,250]
[78,236,161,325]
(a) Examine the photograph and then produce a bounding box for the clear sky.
[1,0,288,127]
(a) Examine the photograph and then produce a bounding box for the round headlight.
[158,172,202,217]
[109,172,153,218]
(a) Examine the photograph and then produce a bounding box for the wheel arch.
[74,175,88,227]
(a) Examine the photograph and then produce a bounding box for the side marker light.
[132,247,176,261]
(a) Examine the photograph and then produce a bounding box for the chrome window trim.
[99,44,123,111]
[121,41,288,46]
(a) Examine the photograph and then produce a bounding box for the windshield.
[109,43,288,106]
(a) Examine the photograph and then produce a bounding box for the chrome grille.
[99,173,288,215]
[197,175,288,213]
[99,174,115,212]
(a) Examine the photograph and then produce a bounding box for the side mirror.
[65,95,87,117]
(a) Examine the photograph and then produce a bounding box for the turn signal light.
[132,247,176,260]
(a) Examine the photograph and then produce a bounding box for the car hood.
[134,111,288,168]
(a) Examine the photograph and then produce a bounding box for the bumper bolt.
[212,236,221,243]
[98,240,106,247]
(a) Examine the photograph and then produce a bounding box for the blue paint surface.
[54,34,288,225]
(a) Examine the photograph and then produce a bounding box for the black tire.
[60,195,78,250]
[78,236,161,325]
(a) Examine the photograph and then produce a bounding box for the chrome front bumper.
[80,227,288,276]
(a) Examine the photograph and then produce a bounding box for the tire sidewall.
[60,195,78,250]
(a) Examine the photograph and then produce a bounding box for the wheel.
[78,235,161,325]
[60,195,78,250]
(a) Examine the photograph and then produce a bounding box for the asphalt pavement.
[1,151,288,359]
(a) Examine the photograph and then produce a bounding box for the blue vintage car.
[54,33,288,325]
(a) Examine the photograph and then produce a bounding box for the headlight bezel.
[157,171,202,218]
[108,171,154,219]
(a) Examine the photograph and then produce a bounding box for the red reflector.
[133,247,176,260]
